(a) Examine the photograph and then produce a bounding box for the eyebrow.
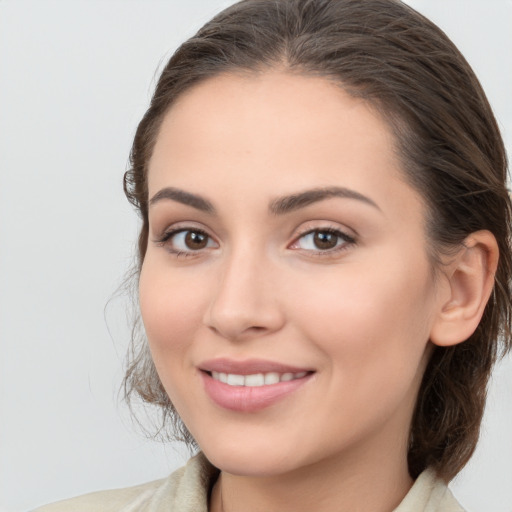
[149,187,215,213]
[148,185,380,215]
[269,186,380,215]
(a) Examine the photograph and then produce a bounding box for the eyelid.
[152,220,214,242]
[152,223,219,256]
[151,221,356,258]
[288,223,357,255]
[290,221,356,242]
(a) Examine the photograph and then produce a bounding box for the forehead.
[152,71,395,163]
[148,71,423,221]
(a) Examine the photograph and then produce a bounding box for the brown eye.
[313,231,339,250]
[159,228,217,254]
[184,230,209,249]
[292,228,355,254]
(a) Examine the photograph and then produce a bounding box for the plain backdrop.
[1,1,511,511]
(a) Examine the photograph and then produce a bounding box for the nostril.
[203,292,285,340]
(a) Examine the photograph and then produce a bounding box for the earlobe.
[430,230,499,347]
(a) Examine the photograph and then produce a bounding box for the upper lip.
[199,358,313,375]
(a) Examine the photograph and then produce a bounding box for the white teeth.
[227,373,245,386]
[264,372,280,385]
[211,371,308,387]
[244,373,265,387]
[212,371,229,384]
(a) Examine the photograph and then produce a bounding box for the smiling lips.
[212,370,308,387]
[199,359,314,412]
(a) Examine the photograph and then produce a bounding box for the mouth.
[209,370,309,387]
[198,359,314,412]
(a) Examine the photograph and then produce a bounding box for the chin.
[198,435,305,477]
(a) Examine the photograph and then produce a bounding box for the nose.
[203,248,285,341]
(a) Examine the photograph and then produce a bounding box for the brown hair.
[123,0,512,481]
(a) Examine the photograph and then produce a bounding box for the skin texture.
[139,72,498,512]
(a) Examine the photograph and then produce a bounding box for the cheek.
[289,257,435,379]
[139,258,207,356]
[288,262,435,439]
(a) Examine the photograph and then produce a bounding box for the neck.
[209,432,413,512]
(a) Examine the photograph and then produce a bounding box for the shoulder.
[394,468,465,512]
[32,453,219,512]
[31,478,167,512]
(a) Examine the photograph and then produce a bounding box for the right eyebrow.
[148,187,216,214]
[269,186,381,215]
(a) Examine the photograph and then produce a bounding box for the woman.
[35,0,511,510]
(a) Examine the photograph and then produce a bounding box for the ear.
[430,230,499,347]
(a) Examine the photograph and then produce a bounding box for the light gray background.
[1,1,511,511]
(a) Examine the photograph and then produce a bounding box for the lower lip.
[201,372,313,412]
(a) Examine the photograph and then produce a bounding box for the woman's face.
[140,71,443,476]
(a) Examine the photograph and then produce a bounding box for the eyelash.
[291,227,356,257]
[154,227,215,258]
[154,226,356,258]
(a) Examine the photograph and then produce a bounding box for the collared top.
[33,452,465,512]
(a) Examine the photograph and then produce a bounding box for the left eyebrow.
[148,187,215,214]
[269,186,381,215]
